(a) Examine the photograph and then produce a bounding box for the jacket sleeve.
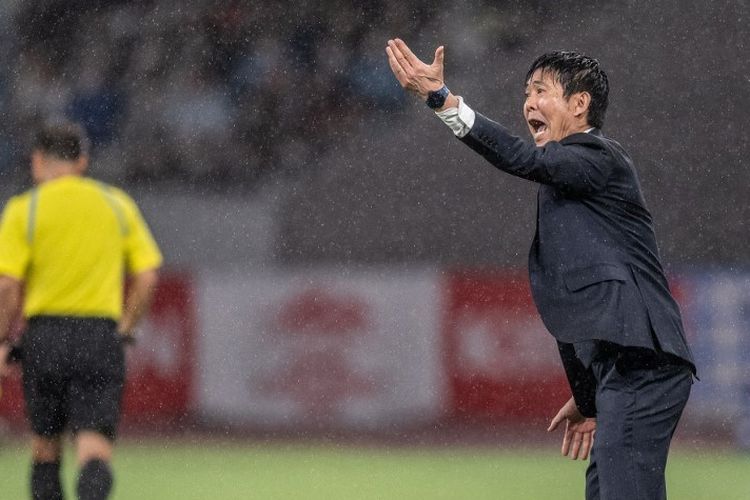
[460,112,613,195]
[557,341,597,418]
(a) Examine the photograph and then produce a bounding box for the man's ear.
[30,150,44,167]
[30,150,45,183]
[74,155,90,175]
[571,91,592,121]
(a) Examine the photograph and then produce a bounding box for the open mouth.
[528,119,548,140]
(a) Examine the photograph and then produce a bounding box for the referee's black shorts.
[21,316,126,441]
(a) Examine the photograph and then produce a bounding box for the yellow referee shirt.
[0,175,162,319]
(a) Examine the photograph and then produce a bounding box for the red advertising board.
[444,270,569,420]
[0,271,195,429]
[121,270,196,425]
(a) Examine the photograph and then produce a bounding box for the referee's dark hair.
[525,51,609,129]
[33,119,91,161]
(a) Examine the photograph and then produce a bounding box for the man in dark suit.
[386,39,695,499]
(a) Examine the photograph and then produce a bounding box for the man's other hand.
[548,396,597,460]
[386,38,445,100]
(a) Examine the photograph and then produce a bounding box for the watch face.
[427,86,448,109]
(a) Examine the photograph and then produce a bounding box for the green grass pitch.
[1,440,749,499]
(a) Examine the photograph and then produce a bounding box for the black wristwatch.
[117,332,137,346]
[426,85,450,109]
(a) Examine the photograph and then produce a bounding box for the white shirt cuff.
[435,96,475,138]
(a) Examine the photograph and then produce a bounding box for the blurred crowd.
[1,0,742,265]
[0,0,456,188]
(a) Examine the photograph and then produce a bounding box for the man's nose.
[524,96,536,113]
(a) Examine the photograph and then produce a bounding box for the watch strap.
[426,85,450,109]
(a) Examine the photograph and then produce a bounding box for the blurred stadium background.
[0,0,749,498]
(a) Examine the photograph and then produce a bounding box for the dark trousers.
[585,349,692,500]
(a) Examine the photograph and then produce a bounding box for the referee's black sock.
[31,461,63,500]
[77,459,113,500]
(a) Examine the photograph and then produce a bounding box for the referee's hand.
[0,343,10,378]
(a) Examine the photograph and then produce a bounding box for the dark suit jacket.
[460,112,696,413]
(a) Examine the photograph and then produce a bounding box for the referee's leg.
[30,436,64,500]
[70,318,125,500]
[22,319,69,500]
[75,431,116,500]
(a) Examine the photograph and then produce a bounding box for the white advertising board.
[196,268,445,430]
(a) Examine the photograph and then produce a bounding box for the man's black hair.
[525,51,609,129]
[33,119,90,161]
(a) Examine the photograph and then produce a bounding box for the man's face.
[524,68,584,147]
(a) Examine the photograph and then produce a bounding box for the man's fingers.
[569,432,582,460]
[433,45,444,68]
[394,38,423,67]
[580,432,592,460]
[386,46,408,86]
[547,406,565,432]
[388,40,414,73]
[561,427,572,456]
[386,46,414,90]
[547,419,559,432]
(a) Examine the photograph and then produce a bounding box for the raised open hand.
[385,38,444,100]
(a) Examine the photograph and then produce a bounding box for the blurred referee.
[0,120,162,500]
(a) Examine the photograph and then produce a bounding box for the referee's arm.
[0,275,21,373]
[117,268,159,341]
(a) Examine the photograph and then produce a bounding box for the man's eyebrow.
[524,80,548,89]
